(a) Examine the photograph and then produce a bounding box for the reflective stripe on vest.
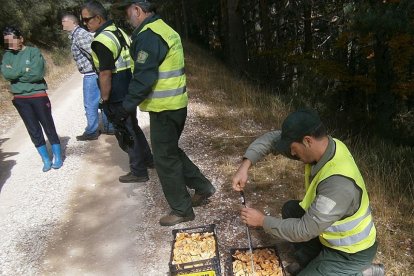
[299,139,376,253]
[92,24,132,74]
[99,31,130,70]
[101,31,121,50]
[147,86,186,99]
[158,68,185,79]
[325,220,375,247]
[326,206,372,233]
[137,19,187,112]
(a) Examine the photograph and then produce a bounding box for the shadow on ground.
[39,124,173,275]
[0,138,18,193]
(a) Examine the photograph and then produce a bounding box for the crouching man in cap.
[116,0,216,226]
[232,109,384,275]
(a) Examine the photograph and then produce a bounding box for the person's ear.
[303,136,311,148]
[96,15,103,24]
[134,5,141,17]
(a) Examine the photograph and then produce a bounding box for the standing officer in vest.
[61,14,114,141]
[116,0,216,226]
[81,0,153,183]
[232,109,384,276]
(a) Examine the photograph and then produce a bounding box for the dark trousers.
[104,102,152,177]
[282,200,377,275]
[12,96,60,147]
[149,107,212,216]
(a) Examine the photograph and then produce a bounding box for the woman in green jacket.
[1,26,62,172]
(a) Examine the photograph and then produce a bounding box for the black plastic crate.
[170,259,221,276]
[229,246,286,276]
[169,224,221,276]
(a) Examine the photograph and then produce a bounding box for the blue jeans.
[83,74,113,134]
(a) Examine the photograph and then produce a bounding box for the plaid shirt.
[69,26,94,74]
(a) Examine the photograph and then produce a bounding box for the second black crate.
[229,246,286,276]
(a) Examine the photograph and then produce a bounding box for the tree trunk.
[181,0,188,39]
[373,34,395,139]
[259,0,274,81]
[303,1,313,54]
[259,0,271,48]
[225,0,247,71]
[219,0,228,55]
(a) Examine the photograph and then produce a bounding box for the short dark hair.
[82,0,108,20]
[62,14,79,25]
[134,1,156,13]
[3,26,22,37]
[310,123,327,139]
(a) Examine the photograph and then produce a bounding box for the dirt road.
[0,72,173,275]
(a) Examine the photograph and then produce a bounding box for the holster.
[101,103,134,152]
[114,124,134,152]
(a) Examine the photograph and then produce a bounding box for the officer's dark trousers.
[282,200,377,275]
[12,95,60,147]
[105,102,152,177]
[149,107,212,216]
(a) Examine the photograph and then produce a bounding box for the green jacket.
[123,15,187,113]
[137,18,187,112]
[1,46,47,95]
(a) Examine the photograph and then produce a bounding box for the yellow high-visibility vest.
[300,139,376,253]
[137,19,188,112]
[92,23,132,73]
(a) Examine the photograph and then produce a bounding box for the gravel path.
[0,72,98,275]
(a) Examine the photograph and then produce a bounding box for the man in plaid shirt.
[62,14,114,140]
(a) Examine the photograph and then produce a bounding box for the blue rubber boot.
[51,144,63,169]
[36,145,52,172]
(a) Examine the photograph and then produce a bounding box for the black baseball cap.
[275,109,322,154]
[115,0,149,9]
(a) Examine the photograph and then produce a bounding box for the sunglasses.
[81,15,97,24]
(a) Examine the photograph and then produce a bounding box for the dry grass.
[184,41,413,275]
[42,48,75,90]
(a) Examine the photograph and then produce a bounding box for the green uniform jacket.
[1,46,47,95]
[123,14,187,113]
